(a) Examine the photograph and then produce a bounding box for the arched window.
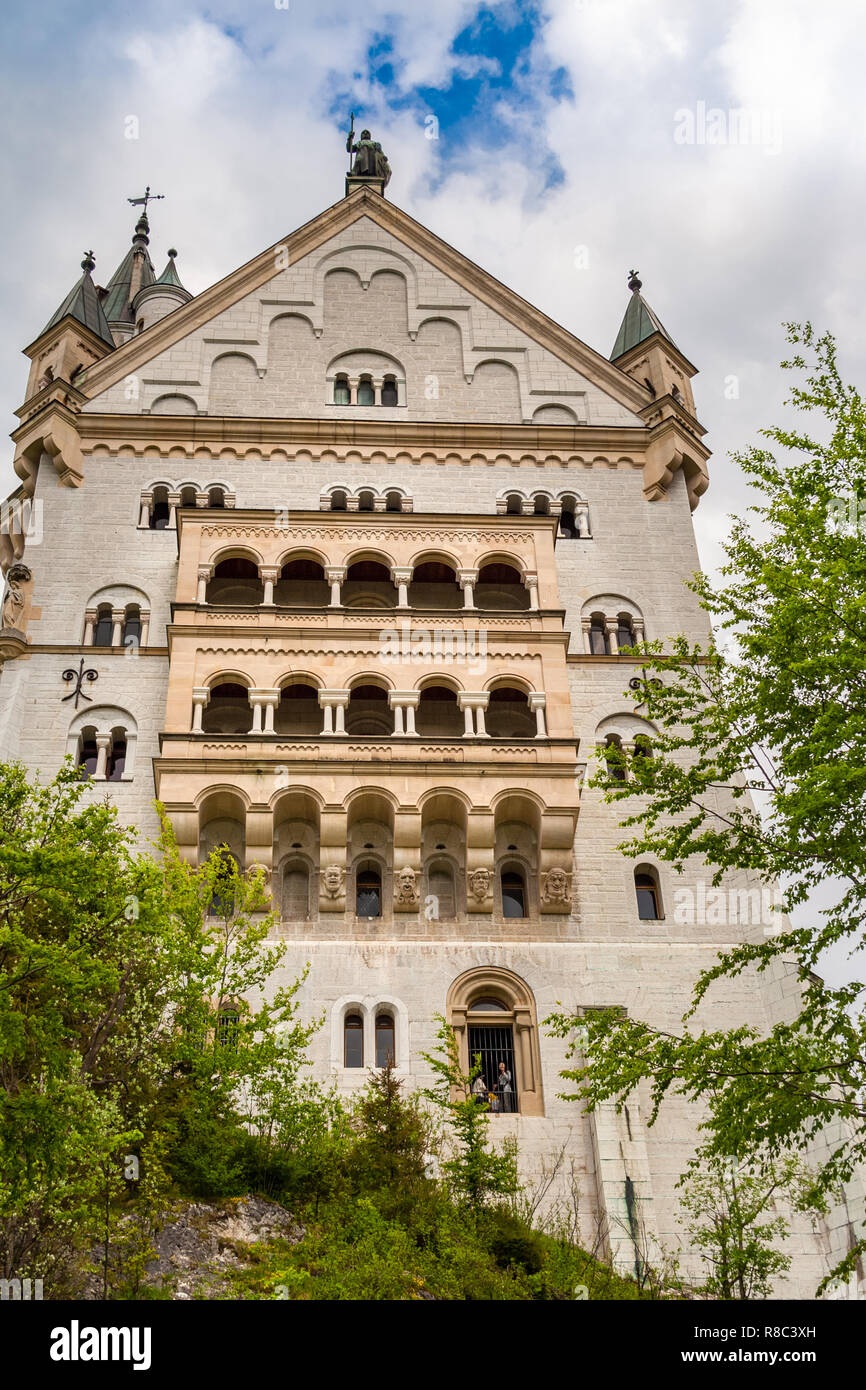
[358,489,376,512]
[375,1013,396,1067]
[505,493,522,515]
[179,485,198,510]
[208,486,226,508]
[616,615,636,650]
[149,487,170,530]
[467,996,517,1113]
[427,861,456,920]
[344,1012,364,1067]
[346,684,393,735]
[330,489,348,511]
[381,376,398,406]
[333,374,350,405]
[589,617,609,655]
[208,849,242,917]
[343,560,397,610]
[107,733,127,782]
[202,683,252,735]
[122,606,141,648]
[77,732,98,779]
[357,376,375,406]
[633,734,653,766]
[604,733,627,783]
[635,869,662,920]
[486,686,534,739]
[93,604,113,647]
[533,495,550,515]
[356,864,382,918]
[501,869,526,918]
[282,863,310,921]
[205,558,263,606]
[385,490,403,512]
[448,967,545,1116]
[558,508,577,538]
[475,563,529,611]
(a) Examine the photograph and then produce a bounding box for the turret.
[101,210,157,344]
[22,250,114,405]
[611,270,698,417]
[132,249,192,332]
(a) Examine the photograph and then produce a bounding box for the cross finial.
[127,185,164,215]
[627,268,642,292]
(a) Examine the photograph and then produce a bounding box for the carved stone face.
[322,865,344,896]
[544,867,570,901]
[468,867,491,900]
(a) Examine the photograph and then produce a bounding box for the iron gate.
[468,1024,518,1113]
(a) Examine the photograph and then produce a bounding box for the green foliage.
[420,1015,520,1214]
[550,324,866,1290]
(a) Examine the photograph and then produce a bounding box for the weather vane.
[127,186,164,215]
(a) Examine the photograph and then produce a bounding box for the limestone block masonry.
[1,184,861,1297]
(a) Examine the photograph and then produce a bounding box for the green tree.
[549,324,866,1289]
[421,1016,519,1215]
[679,1155,820,1300]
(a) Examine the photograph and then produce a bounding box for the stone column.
[576,502,590,538]
[402,691,419,735]
[528,692,547,737]
[373,378,384,406]
[581,617,593,654]
[249,691,266,734]
[474,693,489,737]
[197,566,212,604]
[326,566,346,607]
[391,566,412,610]
[191,687,210,733]
[140,610,150,647]
[319,690,350,735]
[167,491,181,529]
[257,690,280,733]
[111,608,125,647]
[348,377,359,405]
[139,492,152,528]
[458,568,478,609]
[458,692,489,736]
[632,616,645,642]
[83,609,97,645]
[458,692,475,737]
[524,574,539,611]
[605,619,619,655]
[260,566,279,606]
[94,733,111,780]
[391,700,405,735]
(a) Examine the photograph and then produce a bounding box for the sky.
[0,0,863,980]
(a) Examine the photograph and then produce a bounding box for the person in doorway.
[471,1073,488,1108]
[497,1060,514,1113]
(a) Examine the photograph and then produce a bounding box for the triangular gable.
[80,188,649,415]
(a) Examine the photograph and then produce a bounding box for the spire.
[40,251,114,347]
[611,269,678,360]
[101,208,157,330]
[156,248,187,292]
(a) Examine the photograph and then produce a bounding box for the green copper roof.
[41,252,115,347]
[156,249,187,291]
[102,213,156,324]
[611,272,677,360]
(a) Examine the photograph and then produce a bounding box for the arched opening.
[616,614,636,650]
[346,683,393,736]
[408,560,461,611]
[505,493,522,515]
[635,867,663,920]
[179,485,198,511]
[344,1012,364,1066]
[558,507,577,539]
[467,996,517,1114]
[93,604,113,647]
[342,560,397,609]
[149,486,170,530]
[533,495,550,515]
[500,868,527,918]
[486,686,534,739]
[589,616,609,655]
[282,861,311,921]
[385,490,403,513]
[357,376,375,406]
[329,489,348,511]
[206,848,243,917]
[415,684,463,738]
[217,1007,241,1050]
[356,862,382,918]
[76,728,98,779]
[333,374,350,405]
[274,558,328,607]
[208,486,226,508]
[475,562,529,611]
[426,859,457,921]
[604,733,627,783]
[357,489,376,513]
[121,605,141,648]
[274,682,322,737]
[198,792,246,886]
[206,558,264,606]
[107,728,127,781]
[633,734,653,766]
[381,375,398,407]
[375,1013,396,1066]
[202,683,252,735]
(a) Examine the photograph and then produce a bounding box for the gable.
[80,192,647,427]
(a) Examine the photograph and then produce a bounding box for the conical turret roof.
[611,270,677,360]
[40,251,115,347]
[156,248,187,291]
[102,212,156,325]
